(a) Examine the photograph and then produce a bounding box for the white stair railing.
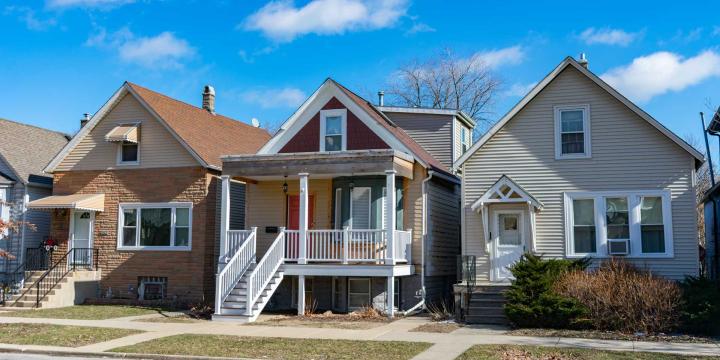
[246,230,285,315]
[215,227,256,315]
[220,230,254,263]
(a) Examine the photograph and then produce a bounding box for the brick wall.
[50,167,218,302]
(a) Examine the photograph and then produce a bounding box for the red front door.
[287,195,315,229]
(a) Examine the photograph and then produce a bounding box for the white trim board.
[454,57,704,168]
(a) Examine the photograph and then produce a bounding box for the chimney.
[80,113,90,128]
[378,91,384,106]
[578,53,589,69]
[202,85,216,114]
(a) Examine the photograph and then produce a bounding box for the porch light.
[349,180,355,191]
[282,176,288,193]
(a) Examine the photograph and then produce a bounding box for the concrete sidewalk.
[0,314,718,360]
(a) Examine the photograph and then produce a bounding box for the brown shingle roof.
[127,82,271,168]
[0,118,69,185]
[331,80,450,173]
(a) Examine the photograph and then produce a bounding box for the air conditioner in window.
[607,239,630,256]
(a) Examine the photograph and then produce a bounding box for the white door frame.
[68,210,95,264]
[490,209,525,282]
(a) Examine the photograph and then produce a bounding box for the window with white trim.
[320,109,347,152]
[118,142,139,165]
[565,191,673,257]
[348,277,371,310]
[461,127,469,153]
[555,105,590,159]
[118,203,192,250]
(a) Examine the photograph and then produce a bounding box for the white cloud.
[86,27,195,69]
[472,46,525,70]
[578,27,641,46]
[601,50,720,102]
[4,6,57,30]
[241,87,307,108]
[713,26,720,37]
[503,82,536,97]
[46,0,134,9]
[243,0,408,42]
[405,22,435,35]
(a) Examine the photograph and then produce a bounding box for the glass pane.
[573,226,596,253]
[561,133,584,154]
[175,227,189,246]
[122,227,136,246]
[607,224,630,239]
[176,208,189,227]
[140,208,171,246]
[325,116,342,135]
[349,294,369,308]
[561,110,584,132]
[348,278,369,293]
[351,188,371,229]
[641,197,663,224]
[573,199,595,226]
[325,135,342,151]
[123,209,136,226]
[641,225,665,253]
[606,197,628,212]
[498,214,521,245]
[122,143,138,162]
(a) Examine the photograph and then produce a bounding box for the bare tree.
[0,201,34,260]
[385,49,501,134]
[685,134,714,257]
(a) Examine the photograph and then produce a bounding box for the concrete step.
[470,285,510,294]
[469,292,506,301]
[469,298,506,307]
[468,306,505,317]
[465,314,509,325]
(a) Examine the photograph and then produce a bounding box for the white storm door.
[492,211,524,282]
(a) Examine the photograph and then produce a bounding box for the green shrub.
[554,259,681,334]
[680,276,720,336]
[504,253,590,329]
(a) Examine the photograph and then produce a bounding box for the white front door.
[491,210,524,282]
[70,211,94,266]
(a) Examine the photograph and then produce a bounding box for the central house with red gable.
[214,79,474,321]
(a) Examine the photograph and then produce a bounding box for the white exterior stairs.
[213,264,284,322]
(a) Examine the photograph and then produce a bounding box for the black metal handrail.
[5,248,53,294]
[12,248,99,308]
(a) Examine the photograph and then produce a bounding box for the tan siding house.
[455,57,703,282]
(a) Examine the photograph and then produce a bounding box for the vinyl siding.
[462,66,698,281]
[453,118,472,164]
[55,94,198,171]
[426,177,460,276]
[386,113,454,169]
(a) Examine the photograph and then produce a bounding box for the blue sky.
[1,0,719,152]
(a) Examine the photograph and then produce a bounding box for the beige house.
[455,56,704,291]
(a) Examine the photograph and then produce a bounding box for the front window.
[320,109,346,152]
[555,105,590,159]
[565,191,672,257]
[118,203,192,250]
[119,142,139,164]
[348,278,371,310]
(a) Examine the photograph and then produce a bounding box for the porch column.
[298,173,309,265]
[385,170,396,265]
[218,175,231,269]
[297,275,305,316]
[386,275,395,318]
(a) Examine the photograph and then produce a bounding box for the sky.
[1,0,719,155]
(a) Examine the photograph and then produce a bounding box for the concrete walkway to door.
[0,312,717,359]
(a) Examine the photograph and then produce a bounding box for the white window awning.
[28,194,105,212]
[105,124,139,143]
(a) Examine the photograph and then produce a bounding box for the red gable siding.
[279,97,389,153]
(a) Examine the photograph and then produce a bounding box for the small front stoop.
[212,265,284,323]
[3,271,99,309]
[464,284,510,326]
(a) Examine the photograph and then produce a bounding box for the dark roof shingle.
[0,118,69,185]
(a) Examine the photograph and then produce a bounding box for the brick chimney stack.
[202,85,215,114]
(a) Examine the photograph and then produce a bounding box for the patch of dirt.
[410,322,462,333]
[252,310,393,330]
[501,348,568,360]
[508,328,719,344]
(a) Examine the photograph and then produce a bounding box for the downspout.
[419,169,435,311]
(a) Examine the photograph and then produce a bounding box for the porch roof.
[221,149,415,180]
[27,193,105,212]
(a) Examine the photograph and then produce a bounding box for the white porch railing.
[393,229,412,263]
[246,231,285,315]
[215,228,256,314]
[284,228,410,263]
[221,230,254,262]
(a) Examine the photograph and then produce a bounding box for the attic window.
[119,142,139,164]
[107,123,140,165]
[554,105,591,159]
[320,109,347,152]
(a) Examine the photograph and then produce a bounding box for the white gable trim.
[258,80,425,166]
[454,57,704,168]
[470,175,543,211]
[45,84,209,173]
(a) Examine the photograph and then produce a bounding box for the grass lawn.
[457,345,720,360]
[508,328,719,344]
[0,305,171,320]
[250,313,391,330]
[134,314,206,323]
[0,323,141,347]
[409,322,462,333]
[111,334,431,360]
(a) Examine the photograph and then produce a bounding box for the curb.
[0,347,256,360]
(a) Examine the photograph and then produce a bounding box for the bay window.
[118,203,192,250]
[565,191,672,258]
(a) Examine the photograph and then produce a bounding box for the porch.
[214,150,418,321]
